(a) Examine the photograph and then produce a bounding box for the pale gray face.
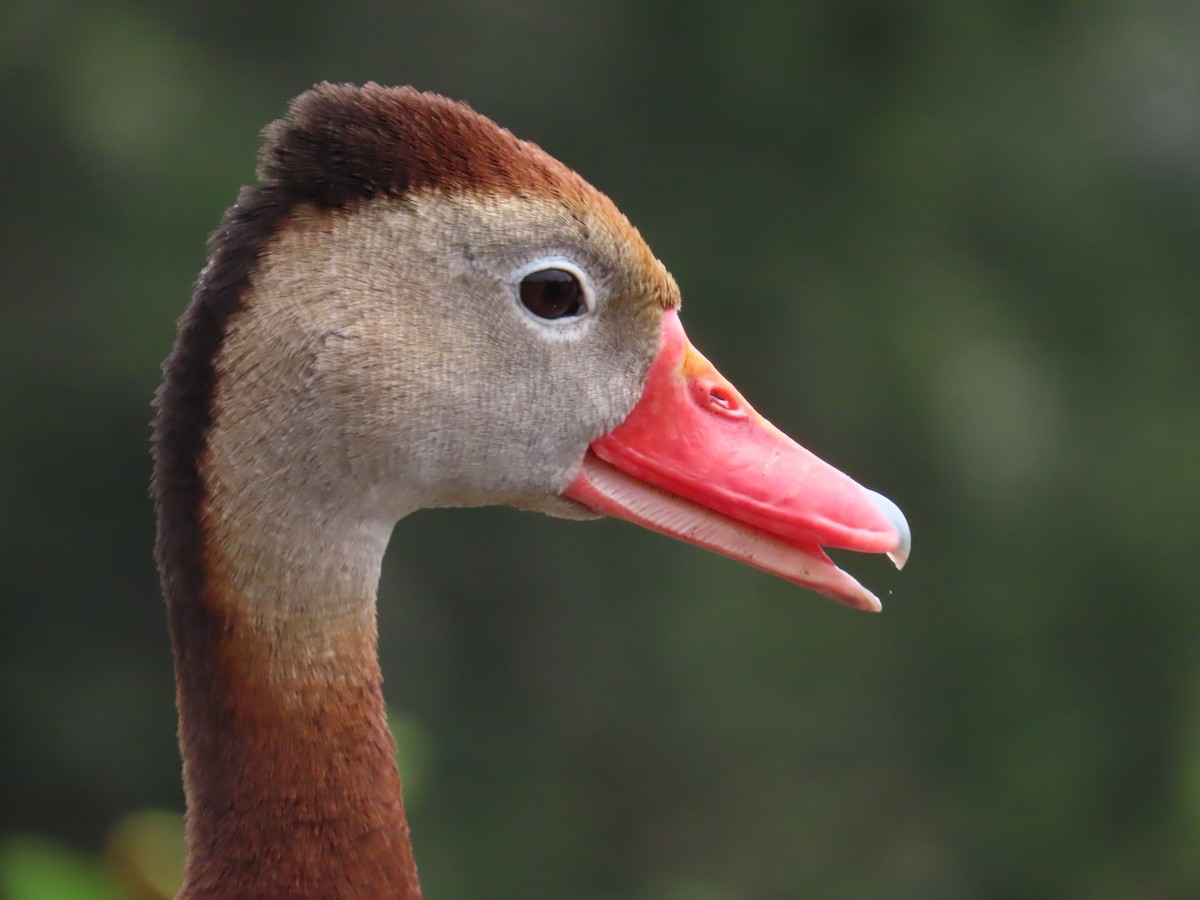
[208,191,672,532]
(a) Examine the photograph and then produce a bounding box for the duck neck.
[168,503,421,900]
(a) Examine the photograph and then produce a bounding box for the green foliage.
[106,811,184,899]
[0,837,121,900]
[2,1,1199,897]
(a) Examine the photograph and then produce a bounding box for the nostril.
[709,387,735,411]
[691,378,747,418]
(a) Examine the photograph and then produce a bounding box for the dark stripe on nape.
[151,185,293,687]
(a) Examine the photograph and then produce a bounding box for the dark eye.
[519,268,587,320]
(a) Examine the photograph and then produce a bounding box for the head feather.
[259,82,580,207]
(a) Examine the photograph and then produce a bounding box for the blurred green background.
[3,1,1199,897]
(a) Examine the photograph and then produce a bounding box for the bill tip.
[867,489,910,570]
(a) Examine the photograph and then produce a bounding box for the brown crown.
[257,82,589,209]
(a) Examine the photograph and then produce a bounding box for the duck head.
[184,83,908,612]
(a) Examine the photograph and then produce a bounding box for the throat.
[167,515,422,899]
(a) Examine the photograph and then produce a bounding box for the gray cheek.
[419,333,644,503]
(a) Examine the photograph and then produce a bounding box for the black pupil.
[520,268,585,320]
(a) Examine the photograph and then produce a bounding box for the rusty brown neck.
[167,511,422,900]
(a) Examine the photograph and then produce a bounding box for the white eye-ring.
[513,258,595,326]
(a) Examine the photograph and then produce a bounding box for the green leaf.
[0,836,122,900]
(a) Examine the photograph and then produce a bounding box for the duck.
[151,82,910,900]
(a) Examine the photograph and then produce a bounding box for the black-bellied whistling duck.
[151,82,909,899]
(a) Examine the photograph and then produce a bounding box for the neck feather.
[168,498,420,900]
[153,190,422,898]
